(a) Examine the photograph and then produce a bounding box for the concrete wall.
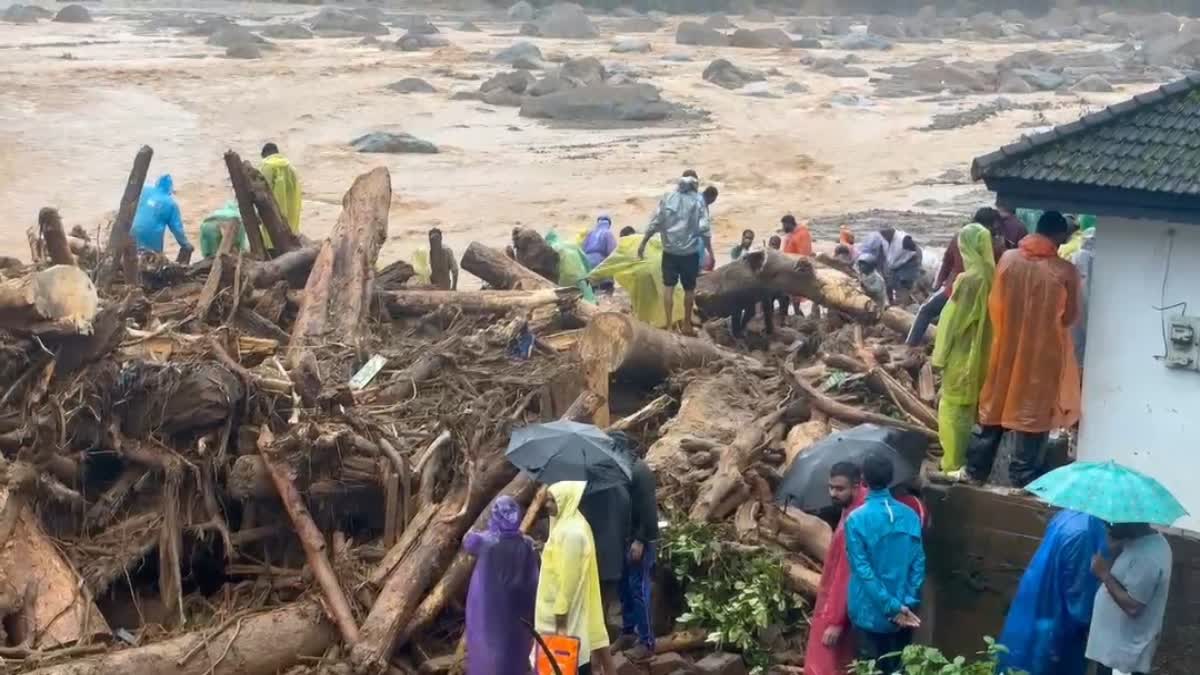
[1078,217,1200,532]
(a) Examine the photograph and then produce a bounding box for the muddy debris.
[920,98,1015,131]
[350,132,439,154]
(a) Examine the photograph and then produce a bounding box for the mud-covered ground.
[0,1,1166,269]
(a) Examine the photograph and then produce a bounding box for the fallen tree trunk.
[97,145,152,291]
[23,601,333,675]
[460,242,597,323]
[0,265,99,335]
[224,150,269,259]
[579,312,750,383]
[823,354,939,430]
[690,409,785,522]
[760,501,833,563]
[290,167,391,356]
[784,367,937,440]
[381,287,580,317]
[245,162,301,254]
[883,306,931,341]
[782,417,830,470]
[244,245,319,290]
[695,251,877,321]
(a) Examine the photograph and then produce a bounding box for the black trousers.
[965,425,1049,487]
[731,296,775,336]
[855,627,912,674]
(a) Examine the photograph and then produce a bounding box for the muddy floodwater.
[0,1,1151,269]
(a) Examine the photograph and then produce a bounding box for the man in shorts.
[638,174,708,335]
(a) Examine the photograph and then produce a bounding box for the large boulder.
[495,40,543,63]
[836,33,892,50]
[813,59,868,77]
[612,38,652,53]
[53,4,91,23]
[310,8,389,36]
[1071,74,1114,92]
[3,4,48,23]
[396,32,449,51]
[208,25,269,49]
[703,15,734,29]
[616,16,662,33]
[730,27,792,49]
[1010,68,1065,91]
[261,23,314,39]
[676,21,729,46]
[868,15,905,38]
[481,69,536,94]
[702,58,764,89]
[458,20,481,32]
[351,132,439,154]
[969,12,1006,38]
[875,58,993,96]
[997,72,1035,93]
[226,43,262,59]
[786,18,824,36]
[537,3,596,39]
[387,77,436,94]
[529,74,567,96]
[394,14,438,34]
[508,0,535,22]
[559,56,606,86]
[184,16,237,37]
[519,84,673,122]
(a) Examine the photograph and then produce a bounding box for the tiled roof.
[971,74,1200,196]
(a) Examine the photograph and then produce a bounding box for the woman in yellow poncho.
[535,481,613,674]
[931,223,995,473]
[260,143,302,248]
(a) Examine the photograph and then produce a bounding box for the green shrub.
[851,637,1029,675]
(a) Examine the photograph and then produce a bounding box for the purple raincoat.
[463,496,540,675]
[583,216,617,268]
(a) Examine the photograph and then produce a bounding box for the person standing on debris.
[908,208,998,346]
[536,481,614,675]
[131,174,193,257]
[637,174,708,335]
[612,432,658,662]
[260,143,302,238]
[994,200,1030,251]
[730,229,755,260]
[997,510,1108,675]
[781,215,813,256]
[931,222,995,475]
[579,472,632,640]
[462,495,539,675]
[855,254,888,310]
[1086,522,1173,675]
[428,228,459,291]
[859,226,920,304]
[966,211,1080,487]
[804,462,865,675]
[844,452,924,674]
[583,215,618,269]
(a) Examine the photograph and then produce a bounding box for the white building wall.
[1078,216,1200,532]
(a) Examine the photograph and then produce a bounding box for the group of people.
[464,432,658,675]
[129,143,303,259]
[998,509,1172,675]
[805,454,927,675]
[924,205,1092,484]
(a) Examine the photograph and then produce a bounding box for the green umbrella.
[1025,461,1187,526]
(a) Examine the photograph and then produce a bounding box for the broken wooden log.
[784,366,937,440]
[461,241,551,292]
[690,409,785,522]
[23,601,333,675]
[760,501,833,563]
[243,245,319,290]
[97,145,152,290]
[37,208,75,266]
[695,250,877,321]
[224,150,269,259]
[381,287,580,317]
[290,167,391,356]
[363,351,452,405]
[823,354,939,430]
[783,417,830,470]
[0,265,99,335]
[579,312,751,383]
[245,161,301,254]
[882,305,931,341]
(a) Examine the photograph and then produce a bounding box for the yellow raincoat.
[588,235,684,328]
[260,154,302,247]
[931,223,995,472]
[535,481,608,665]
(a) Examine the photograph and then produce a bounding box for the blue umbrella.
[505,420,632,491]
[1025,460,1188,526]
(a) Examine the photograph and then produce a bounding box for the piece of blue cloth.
[845,488,925,634]
[620,542,655,650]
[131,175,190,253]
[999,510,1108,675]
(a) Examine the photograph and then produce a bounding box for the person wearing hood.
[462,496,539,675]
[536,482,614,675]
[613,432,658,661]
[997,510,1108,675]
[131,175,192,256]
[583,215,618,268]
[199,201,248,259]
[638,175,708,335]
[804,462,865,675]
[844,452,925,674]
[260,143,302,244]
[967,211,1081,487]
[931,222,995,474]
[578,472,631,639]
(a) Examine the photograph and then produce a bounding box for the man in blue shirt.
[845,452,925,673]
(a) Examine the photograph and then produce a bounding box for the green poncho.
[199,201,248,258]
[546,230,596,304]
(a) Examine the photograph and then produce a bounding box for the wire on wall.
[1152,227,1189,360]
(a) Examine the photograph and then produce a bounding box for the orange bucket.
[535,634,581,675]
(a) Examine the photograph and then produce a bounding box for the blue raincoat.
[998,510,1108,675]
[845,489,925,634]
[131,175,190,253]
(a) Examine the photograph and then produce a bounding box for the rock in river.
[729,27,792,49]
[495,41,543,64]
[310,8,389,36]
[676,21,729,46]
[226,43,262,59]
[519,83,672,122]
[351,132,439,154]
[1071,74,1115,92]
[508,0,535,22]
[53,4,91,23]
[261,23,314,40]
[387,77,436,94]
[612,38,652,53]
[537,3,596,39]
[702,58,765,89]
[4,4,49,23]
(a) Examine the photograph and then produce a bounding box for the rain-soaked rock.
[1010,68,1064,91]
[3,4,48,23]
[969,12,1006,38]
[495,41,543,63]
[529,74,566,96]
[875,58,993,96]
[261,23,314,39]
[351,132,439,154]
[519,83,673,122]
[702,58,765,89]
[310,7,389,36]
[786,18,824,36]
[814,60,868,77]
[730,27,791,49]
[53,4,91,23]
[1071,74,1114,92]
[508,0,535,22]
[388,77,436,94]
[616,16,662,33]
[997,72,1035,93]
[837,33,892,50]
[612,38,651,53]
[482,69,536,94]
[396,32,449,51]
[703,15,734,30]
[226,43,262,59]
[512,54,545,70]
[208,25,269,49]
[458,20,481,32]
[677,21,728,46]
[559,56,606,86]
[662,52,691,62]
[784,81,810,93]
[482,89,525,106]
[537,3,596,39]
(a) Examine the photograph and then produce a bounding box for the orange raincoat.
[978,234,1082,433]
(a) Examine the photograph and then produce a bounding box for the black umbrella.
[504,420,633,492]
[774,423,928,511]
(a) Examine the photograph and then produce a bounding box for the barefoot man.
[638,174,707,334]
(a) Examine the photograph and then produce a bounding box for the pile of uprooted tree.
[0,146,940,675]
